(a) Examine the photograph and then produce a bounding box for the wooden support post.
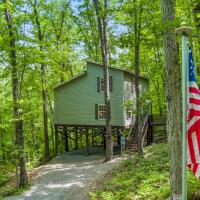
[85,127,89,155]
[55,126,58,156]
[150,115,153,144]
[80,128,83,147]
[117,128,120,145]
[146,117,149,145]
[75,127,78,150]
[92,128,94,147]
[65,128,69,152]
[69,130,72,150]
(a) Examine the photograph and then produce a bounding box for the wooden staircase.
[126,115,152,152]
[126,114,167,152]
[126,133,138,152]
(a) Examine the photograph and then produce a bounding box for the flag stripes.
[187,48,200,178]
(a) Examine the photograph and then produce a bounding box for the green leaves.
[0,0,199,196]
[90,143,200,199]
[90,144,170,200]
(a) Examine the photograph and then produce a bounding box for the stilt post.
[85,126,89,155]
[117,128,120,145]
[92,128,94,147]
[75,127,78,150]
[55,126,58,156]
[65,127,69,152]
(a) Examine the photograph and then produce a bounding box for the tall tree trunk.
[50,10,66,83]
[47,92,55,154]
[93,0,113,161]
[31,0,50,161]
[41,64,50,161]
[161,0,182,198]
[133,1,142,153]
[4,0,28,187]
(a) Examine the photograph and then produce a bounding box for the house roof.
[54,71,87,90]
[54,61,148,90]
[87,61,148,81]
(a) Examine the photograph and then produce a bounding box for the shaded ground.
[5,147,127,200]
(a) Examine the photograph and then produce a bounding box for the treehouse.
[54,61,149,154]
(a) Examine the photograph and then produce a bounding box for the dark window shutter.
[95,104,98,120]
[97,77,100,92]
[109,76,113,92]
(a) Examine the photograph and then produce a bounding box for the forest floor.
[4,146,128,200]
[89,143,200,200]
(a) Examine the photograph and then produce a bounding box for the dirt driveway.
[5,147,127,200]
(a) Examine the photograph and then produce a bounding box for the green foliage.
[89,144,200,200]
[89,144,170,200]
[0,0,199,197]
[188,171,200,199]
[0,174,9,187]
[0,164,16,197]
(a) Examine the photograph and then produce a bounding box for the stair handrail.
[141,114,149,149]
[126,102,152,143]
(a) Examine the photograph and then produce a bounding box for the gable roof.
[87,61,148,81]
[54,61,148,90]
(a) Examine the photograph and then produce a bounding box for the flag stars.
[189,52,196,82]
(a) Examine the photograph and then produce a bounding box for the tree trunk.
[161,0,182,198]
[133,1,142,154]
[41,69,50,161]
[4,0,28,187]
[93,0,113,161]
[45,80,56,154]
[31,0,50,161]
[134,26,141,153]
[50,10,66,83]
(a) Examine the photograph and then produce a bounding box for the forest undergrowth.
[89,143,200,200]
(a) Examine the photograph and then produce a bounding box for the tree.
[75,0,101,62]
[3,0,28,187]
[161,0,182,197]
[29,0,50,162]
[92,0,113,161]
[48,0,75,82]
[132,0,142,153]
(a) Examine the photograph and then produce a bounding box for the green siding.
[54,62,124,126]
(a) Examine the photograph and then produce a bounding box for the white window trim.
[100,77,105,92]
[98,76,113,93]
[98,104,106,120]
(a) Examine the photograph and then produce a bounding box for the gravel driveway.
[5,147,127,200]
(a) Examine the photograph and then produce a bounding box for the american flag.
[187,47,200,178]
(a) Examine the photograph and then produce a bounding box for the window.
[98,105,106,119]
[97,76,113,92]
[100,77,104,92]
[95,104,106,120]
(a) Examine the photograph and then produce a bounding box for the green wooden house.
[54,61,148,129]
